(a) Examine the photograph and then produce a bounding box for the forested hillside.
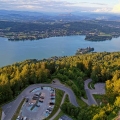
[0,52,120,119]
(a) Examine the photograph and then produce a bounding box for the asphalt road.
[84,79,98,105]
[84,79,105,106]
[2,83,78,120]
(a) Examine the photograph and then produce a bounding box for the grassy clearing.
[100,32,111,36]
[44,89,64,120]
[0,107,2,120]
[88,81,95,89]
[64,94,70,103]
[12,98,25,120]
[76,97,87,107]
[93,94,106,105]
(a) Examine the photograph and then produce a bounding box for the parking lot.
[18,87,55,120]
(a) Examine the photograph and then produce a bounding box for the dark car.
[51,98,55,100]
[39,100,43,103]
[34,93,39,96]
[49,102,54,105]
[33,96,38,98]
[36,104,40,107]
[32,97,38,100]
[47,107,53,111]
[40,96,44,99]
[50,88,54,91]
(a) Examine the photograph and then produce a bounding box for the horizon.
[0,0,120,13]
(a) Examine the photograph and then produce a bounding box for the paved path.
[1,111,5,120]
[84,79,105,106]
[49,93,66,120]
[2,83,78,120]
[84,79,97,105]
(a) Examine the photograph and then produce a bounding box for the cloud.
[112,3,120,13]
[0,0,69,12]
[65,2,107,7]
[0,0,114,13]
[93,8,111,13]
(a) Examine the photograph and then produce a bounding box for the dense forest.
[0,20,120,41]
[0,52,120,119]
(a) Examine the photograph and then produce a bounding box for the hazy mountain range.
[0,10,120,22]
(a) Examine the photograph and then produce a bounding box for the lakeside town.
[0,20,120,41]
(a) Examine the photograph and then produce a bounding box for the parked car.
[36,104,40,107]
[40,96,44,99]
[46,109,49,112]
[51,94,55,96]
[16,116,20,120]
[49,105,54,108]
[32,97,38,100]
[50,88,54,91]
[48,111,52,114]
[51,98,55,100]
[39,100,43,103]
[29,102,34,105]
[33,96,38,98]
[23,117,27,120]
[47,107,53,111]
[34,93,39,96]
[49,102,54,105]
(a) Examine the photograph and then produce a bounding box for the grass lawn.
[44,89,64,120]
[88,81,95,89]
[12,98,25,120]
[76,97,87,107]
[64,94,70,103]
[99,32,111,36]
[93,94,106,105]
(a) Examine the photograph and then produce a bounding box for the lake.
[0,35,120,67]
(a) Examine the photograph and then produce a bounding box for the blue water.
[0,35,120,67]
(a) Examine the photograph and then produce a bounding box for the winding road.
[2,82,78,120]
[2,79,105,120]
[84,79,105,106]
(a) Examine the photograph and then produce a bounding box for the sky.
[0,0,120,13]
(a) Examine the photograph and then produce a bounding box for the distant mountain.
[0,10,120,22]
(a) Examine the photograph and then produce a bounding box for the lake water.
[0,35,120,67]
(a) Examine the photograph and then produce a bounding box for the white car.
[16,116,20,120]
[23,116,27,120]
[29,102,34,105]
